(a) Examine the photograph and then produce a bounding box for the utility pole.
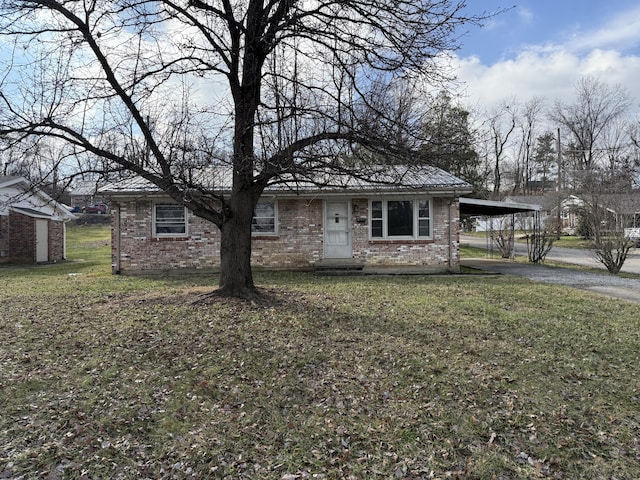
[556,128,562,192]
[556,128,562,238]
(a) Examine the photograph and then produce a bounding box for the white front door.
[35,219,49,263]
[324,201,351,258]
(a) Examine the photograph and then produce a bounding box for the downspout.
[62,221,67,260]
[448,190,455,270]
[510,213,515,259]
[114,202,121,274]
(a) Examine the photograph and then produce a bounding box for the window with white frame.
[154,203,187,236]
[370,198,431,239]
[252,200,277,234]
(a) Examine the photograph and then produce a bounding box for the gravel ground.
[463,259,640,304]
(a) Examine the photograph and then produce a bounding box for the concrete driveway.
[460,235,640,304]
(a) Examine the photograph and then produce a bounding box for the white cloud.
[565,5,640,54]
[452,50,577,109]
[452,8,640,117]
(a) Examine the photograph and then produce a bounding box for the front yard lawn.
[1,225,639,478]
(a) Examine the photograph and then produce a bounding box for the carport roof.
[460,197,541,216]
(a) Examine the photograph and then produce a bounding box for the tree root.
[190,286,292,307]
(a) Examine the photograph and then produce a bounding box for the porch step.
[313,259,365,275]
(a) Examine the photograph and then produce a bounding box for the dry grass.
[1,225,640,479]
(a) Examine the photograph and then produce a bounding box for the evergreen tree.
[420,92,483,194]
[532,132,557,192]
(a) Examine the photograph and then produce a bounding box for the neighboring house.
[101,165,472,274]
[579,192,640,232]
[505,194,583,233]
[0,176,76,264]
[69,180,105,210]
[591,192,640,222]
[506,193,640,234]
[472,194,583,233]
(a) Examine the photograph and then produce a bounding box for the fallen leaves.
[2,266,640,478]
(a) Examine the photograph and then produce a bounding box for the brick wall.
[113,199,219,273]
[8,211,35,263]
[2,212,66,264]
[252,199,324,268]
[48,220,66,262]
[0,215,9,263]
[112,196,461,274]
[351,197,460,269]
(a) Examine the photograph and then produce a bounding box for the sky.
[3,1,640,124]
[450,0,640,114]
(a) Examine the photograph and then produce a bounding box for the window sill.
[369,239,434,244]
[152,236,190,241]
[252,234,279,240]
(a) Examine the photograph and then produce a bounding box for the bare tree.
[629,122,640,188]
[513,97,545,194]
[599,116,638,189]
[0,0,493,297]
[550,76,631,182]
[486,100,517,197]
[579,172,638,274]
[491,215,514,259]
[524,223,555,264]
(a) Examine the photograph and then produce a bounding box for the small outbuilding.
[0,176,76,264]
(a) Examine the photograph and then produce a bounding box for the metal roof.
[0,176,23,188]
[101,165,473,197]
[0,176,76,220]
[460,197,542,216]
[10,206,56,220]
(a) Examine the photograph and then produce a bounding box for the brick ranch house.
[0,176,76,264]
[101,165,472,275]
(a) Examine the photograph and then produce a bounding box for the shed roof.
[0,176,76,220]
[11,206,57,220]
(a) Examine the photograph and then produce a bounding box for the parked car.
[60,204,80,214]
[625,227,640,247]
[83,203,109,214]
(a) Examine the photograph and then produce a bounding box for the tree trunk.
[217,191,257,298]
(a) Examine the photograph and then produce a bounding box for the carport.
[459,197,542,258]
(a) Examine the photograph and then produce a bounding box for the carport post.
[511,213,515,259]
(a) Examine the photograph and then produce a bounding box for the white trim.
[252,199,278,236]
[153,202,188,237]
[324,199,352,258]
[35,219,49,263]
[369,197,433,240]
